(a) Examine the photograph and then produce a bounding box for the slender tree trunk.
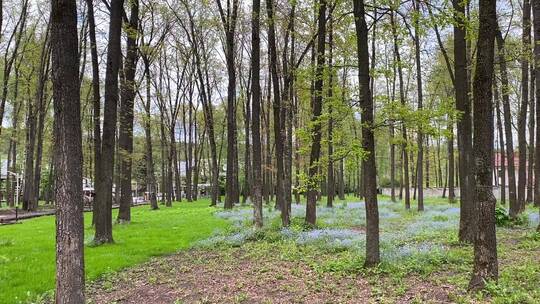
[495,76,506,205]
[533,0,540,209]
[86,0,102,217]
[518,0,531,210]
[251,0,263,227]
[51,1,85,301]
[391,12,410,209]
[448,121,455,203]
[414,0,424,211]
[469,0,498,289]
[326,15,335,208]
[266,0,287,225]
[354,0,379,267]
[306,0,327,226]
[243,82,252,205]
[141,59,158,210]
[496,30,519,217]
[527,67,535,203]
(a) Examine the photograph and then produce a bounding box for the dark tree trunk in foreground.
[518,0,531,209]
[453,0,476,243]
[118,0,139,222]
[305,0,327,226]
[535,0,540,209]
[94,0,124,244]
[354,0,380,267]
[251,0,263,227]
[469,0,498,290]
[496,30,519,217]
[51,1,85,301]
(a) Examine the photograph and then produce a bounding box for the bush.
[495,206,529,227]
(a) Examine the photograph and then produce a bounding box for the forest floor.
[86,196,540,304]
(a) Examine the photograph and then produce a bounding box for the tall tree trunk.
[305,0,327,226]
[496,30,519,217]
[251,0,263,227]
[266,0,288,225]
[94,0,124,244]
[533,0,540,209]
[215,0,240,209]
[495,76,506,205]
[414,0,424,211]
[141,58,158,210]
[243,82,252,205]
[469,0,498,289]
[527,68,535,203]
[454,0,476,242]
[86,0,102,217]
[51,1,85,300]
[448,121,456,203]
[283,4,295,217]
[390,11,410,209]
[326,15,335,208]
[354,0,379,267]
[518,0,531,209]
[118,0,139,222]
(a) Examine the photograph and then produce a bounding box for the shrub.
[495,206,529,227]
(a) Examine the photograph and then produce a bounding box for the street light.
[7,171,20,207]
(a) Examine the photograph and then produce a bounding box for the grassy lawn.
[0,200,228,304]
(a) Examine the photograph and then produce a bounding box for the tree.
[94,0,125,244]
[118,0,140,222]
[305,0,327,226]
[51,0,84,301]
[215,0,240,209]
[86,0,101,210]
[496,30,519,218]
[469,0,498,290]
[353,0,379,267]
[251,0,263,227]
[327,14,335,208]
[266,0,288,225]
[453,0,476,243]
[518,0,531,209]
[413,0,424,212]
[390,11,410,209]
[534,0,540,212]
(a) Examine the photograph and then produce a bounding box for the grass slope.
[0,200,227,304]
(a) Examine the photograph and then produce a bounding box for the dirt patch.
[87,247,463,304]
[88,248,372,303]
[397,276,459,304]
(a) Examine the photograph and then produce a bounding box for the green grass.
[0,200,228,304]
